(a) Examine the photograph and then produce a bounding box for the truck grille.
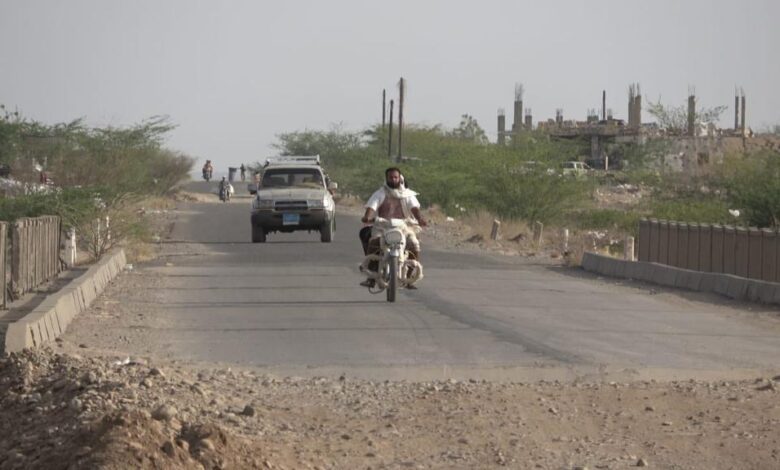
[274,200,308,211]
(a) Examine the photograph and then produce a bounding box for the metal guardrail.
[638,218,779,283]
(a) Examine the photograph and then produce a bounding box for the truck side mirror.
[247,183,257,195]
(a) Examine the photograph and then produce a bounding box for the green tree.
[449,114,488,144]
[646,97,727,133]
[722,150,780,227]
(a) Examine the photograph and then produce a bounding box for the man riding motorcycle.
[218,176,233,202]
[202,160,214,181]
[359,167,427,288]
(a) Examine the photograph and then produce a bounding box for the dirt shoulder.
[2,347,779,469]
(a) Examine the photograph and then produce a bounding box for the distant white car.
[560,161,591,176]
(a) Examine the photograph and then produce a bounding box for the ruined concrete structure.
[496,83,754,170]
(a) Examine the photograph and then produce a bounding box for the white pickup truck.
[248,156,337,243]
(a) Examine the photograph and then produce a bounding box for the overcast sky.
[1,0,778,170]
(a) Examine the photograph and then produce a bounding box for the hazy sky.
[2,0,779,170]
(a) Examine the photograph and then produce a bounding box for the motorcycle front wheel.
[387,257,398,302]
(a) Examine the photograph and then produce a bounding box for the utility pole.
[382,89,386,128]
[397,77,404,163]
[387,100,394,158]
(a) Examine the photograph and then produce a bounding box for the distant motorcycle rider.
[218,176,232,201]
[359,167,427,288]
[202,160,214,180]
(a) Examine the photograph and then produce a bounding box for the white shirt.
[365,188,421,211]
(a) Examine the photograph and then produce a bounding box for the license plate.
[282,213,300,225]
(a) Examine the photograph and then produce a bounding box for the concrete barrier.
[4,249,127,353]
[581,251,780,307]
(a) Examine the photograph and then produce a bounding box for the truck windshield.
[261,168,324,189]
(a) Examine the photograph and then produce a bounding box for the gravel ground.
[1,347,779,469]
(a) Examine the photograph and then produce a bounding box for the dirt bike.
[360,217,423,302]
[203,168,213,182]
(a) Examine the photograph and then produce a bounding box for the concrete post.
[740,95,746,135]
[624,236,635,261]
[497,112,506,145]
[687,95,696,136]
[533,221,544,248]
[634,94,642,129]
[562,228,569,255]
[513,100,523,133]
[490,220,501,241]
[66,228,77,267]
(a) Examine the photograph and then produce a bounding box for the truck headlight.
[307,198,325,209]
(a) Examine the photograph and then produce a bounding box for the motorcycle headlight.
[307,198,325,209]
[384,230,404,245]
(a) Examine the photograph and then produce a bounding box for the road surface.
[65,183,780,381]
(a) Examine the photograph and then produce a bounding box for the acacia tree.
[645,97,727,132]
[450,114,488,144]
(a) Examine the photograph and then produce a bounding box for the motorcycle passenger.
[359,167,427,288]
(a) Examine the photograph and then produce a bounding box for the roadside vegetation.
[271,119,780,259]
[0,106,194,260]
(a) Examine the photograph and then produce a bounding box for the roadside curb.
[581,252,780,306]
[3,249,127,354]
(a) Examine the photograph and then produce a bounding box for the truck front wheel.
[252,225,266,243]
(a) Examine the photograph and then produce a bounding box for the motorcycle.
[219,183,233,202]
[203,167,213,182]
[360,217,423,302]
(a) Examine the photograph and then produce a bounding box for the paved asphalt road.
[124,182,780,381]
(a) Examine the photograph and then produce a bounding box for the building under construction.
[496,83,751,170]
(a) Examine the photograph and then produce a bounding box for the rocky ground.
[1,347,779,469]
[2,192,780,469]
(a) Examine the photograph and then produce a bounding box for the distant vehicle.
[248,155,337,243]
[510,161,556,176]
[560,161,591,176]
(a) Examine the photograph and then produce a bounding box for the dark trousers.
[359,226,373,255]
